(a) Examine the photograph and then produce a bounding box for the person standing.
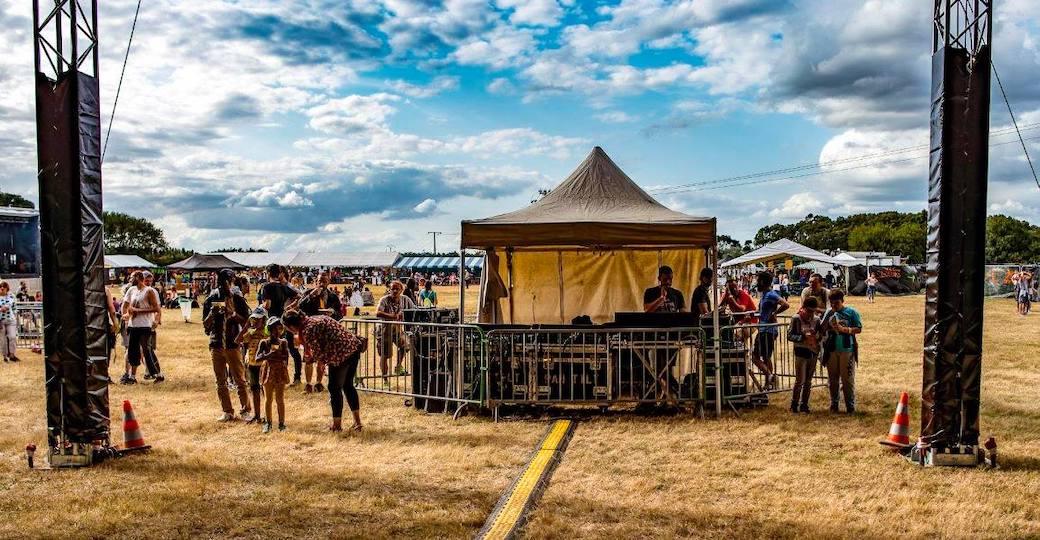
[376,281,416,383]
[257,317,291,433]
[865,272,879,304]
[418,280,438,307]
[824,271,835,289]
[800,273,829,315]
[282,310,366,432]
[0,282,19,362]
[141,271,165,382]
[298,271,342,393]
[754,271,788,390]
[788,296,822,413]
[203,269,252,422]
[690,267,713,316]
[403,278,419,305]
[121,271,162,384]
[822,289,862,414]
[260,264,303,386]
[643,265,686,313]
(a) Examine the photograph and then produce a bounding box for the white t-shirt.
[126,286,157,328]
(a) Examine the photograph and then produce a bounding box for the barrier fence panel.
[484,327,706,409]
[716,318,828,408]
[340,318,485,412]
[15,302,43,352]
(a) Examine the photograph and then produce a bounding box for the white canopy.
[217,251,299,268]
[288,252,398,268]
[722,239,847,268]
[105,254,157,268]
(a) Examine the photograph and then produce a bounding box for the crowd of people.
[646,266,863,414]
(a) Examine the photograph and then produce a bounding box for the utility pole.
[428,231,443,253]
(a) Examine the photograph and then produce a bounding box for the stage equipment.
[33,0,111,457]
[921,0,991,454]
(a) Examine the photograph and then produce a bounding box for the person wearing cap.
[203,269,253,422]
[237,306,268,424]
[257,316,290,433]
[643,265,686,313]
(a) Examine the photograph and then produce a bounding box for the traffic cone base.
[879,391,912,449]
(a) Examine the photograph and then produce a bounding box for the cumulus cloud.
[388,75,460,98]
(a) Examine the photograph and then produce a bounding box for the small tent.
[167,253,245,272]
[721,239,844,268]
[104,254,157,269]
[461,147,716,324]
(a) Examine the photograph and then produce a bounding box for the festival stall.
[462,146,716,324]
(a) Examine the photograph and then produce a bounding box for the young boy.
[257,317,290,433]
[237,307,268,424]
[822,289,862,413]
[787,297,822,413]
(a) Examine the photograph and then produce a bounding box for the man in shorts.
[376,281,416,385]
[754,271,788,390]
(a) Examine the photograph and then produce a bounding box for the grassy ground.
[1,291,1038,539]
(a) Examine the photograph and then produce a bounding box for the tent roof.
[167,253,246,271]
[462,146,715,248]
[289,252,398,268]
[722,239,847,268]
[215,251,298,268]
[105,255,157,268]
[396,255,484,270]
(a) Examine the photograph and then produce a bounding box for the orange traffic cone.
[122,400,147,449]
[879,391,911,449]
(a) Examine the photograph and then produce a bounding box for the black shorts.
[247,365,262,390]
[754,332,776,361]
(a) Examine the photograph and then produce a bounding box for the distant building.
[0,206,41,278]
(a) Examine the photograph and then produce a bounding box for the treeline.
[103,212,264,266]
[729,211,1040,264]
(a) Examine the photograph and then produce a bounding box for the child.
[787,296,822,414]
[237,308,268,424]
[822,289,863,414]
[257,317,290,433]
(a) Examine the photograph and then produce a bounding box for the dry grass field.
[1,289,1038,539]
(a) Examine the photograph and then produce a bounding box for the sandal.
[329,424,343,432]
[350,423,363,432]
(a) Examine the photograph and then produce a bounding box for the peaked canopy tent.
[214,251,298,268]
[461,146,716,324]
[167,253,246,272]
[721,238,845,268]
[104,255,157,268]
[288,252,398,268]
[395,255,484,271]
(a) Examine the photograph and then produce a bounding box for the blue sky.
[1,0,1039,252]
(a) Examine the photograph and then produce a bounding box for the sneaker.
[218,413,235,422]
[239,408,251,418]
[154,375,165,383]
[143,374,155,381]
[290,378,301,387]
[278,424,286,432]
[304,384,313,394]
[790,403,798,414]
[314,383,324,393]
[829,404,839,414]
[845,405,856,414]
[9,356,20,363]
[262,422,272,434]
[119,374,132,385]
[799,405,810,414]
[127,377,138,385]
[2,356,8,363]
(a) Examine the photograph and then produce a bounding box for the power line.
[101,0,143,165]
[665,134,1040,194]
[650,123,1040,195]
[992,63,1040,192]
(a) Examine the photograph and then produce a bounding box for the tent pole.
[711,243,722,418]
[459,248,465,322]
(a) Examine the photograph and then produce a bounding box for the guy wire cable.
[101,0,143,165]
[992,62,1040,192]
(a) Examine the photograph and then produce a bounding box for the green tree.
[103,211,170,259]
[986,214,1040,263]
[0,192,35,209]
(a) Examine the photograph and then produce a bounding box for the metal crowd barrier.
[715,317,828,408]
[335,317,835,418]
[484,327,706,410]
[340,318,486,416]
[15,302,43,352]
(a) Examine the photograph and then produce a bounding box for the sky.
[1,0,1039,253]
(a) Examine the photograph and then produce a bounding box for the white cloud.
[305,93,401,134]
[595,111,639,123]
[448,128,588,159]
[495,0,564,26]
[769,192,824,219]
[388,76,460,98]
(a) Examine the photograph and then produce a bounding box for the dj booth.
[396,309,759,412]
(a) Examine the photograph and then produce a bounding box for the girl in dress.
[257,317,290,433]
[237,309,268,424]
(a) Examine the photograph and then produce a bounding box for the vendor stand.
[460,147,722,413]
